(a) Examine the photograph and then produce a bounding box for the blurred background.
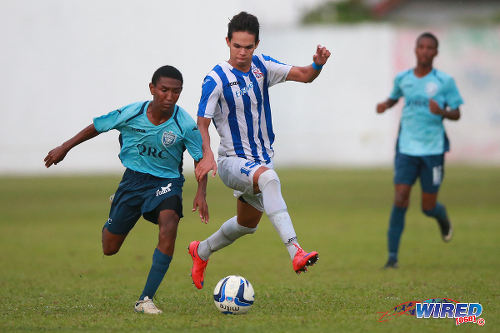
[1,0,499,174]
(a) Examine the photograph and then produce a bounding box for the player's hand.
[376,102,388,114]
[195,154,217,182]
[44,145,68,168]
[429,99,444,116]
[192,195,209,224]
[312,45,331,66]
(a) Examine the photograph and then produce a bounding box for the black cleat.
[437,219,453,242]
[383,258,399,269]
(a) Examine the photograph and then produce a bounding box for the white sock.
[197,216,256,261]
[268,210,300,259]
[258,170,300,259]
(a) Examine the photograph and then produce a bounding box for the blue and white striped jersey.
[197,54,292,163]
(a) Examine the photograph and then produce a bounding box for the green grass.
[0,167,499,332]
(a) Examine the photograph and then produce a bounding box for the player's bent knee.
[102,245,120,256]
[222,220,257,241]
[422,207,436,216]
[394,193,409,207]
[101,228,125,256]
[244,225,257,234]
[257,169,280,191]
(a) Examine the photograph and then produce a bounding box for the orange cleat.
[292,245,319,274]
[188,241,208,289]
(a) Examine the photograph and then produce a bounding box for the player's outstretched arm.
[192,160,209,224]
[286,44,331,83]
[376,98,399,114]
[429,99,461,120]
[195,117,217,182]
[44,124,99,168]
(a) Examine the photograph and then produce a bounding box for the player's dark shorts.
[104,168,184,235]
[394,152,445,193]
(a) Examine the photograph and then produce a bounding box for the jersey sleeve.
[93,101,144,133]
[443,78,464,110]
[182,118,204,162]
[197,75,221,119]
[389,73,403,101]
[261,54,292,87]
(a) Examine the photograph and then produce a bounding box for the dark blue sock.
[423,202,448,224]
[387,205,407,261]
[140,248,172,300]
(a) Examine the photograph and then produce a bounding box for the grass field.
[0,167,499,332]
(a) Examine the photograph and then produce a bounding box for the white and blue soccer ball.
[213,275,255,314]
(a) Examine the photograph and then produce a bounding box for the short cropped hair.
[227,11,260,43]
[417,32,439,49]
[151,65,183,85]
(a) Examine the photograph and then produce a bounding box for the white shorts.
[217,155,274,212]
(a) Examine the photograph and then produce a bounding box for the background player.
[188,11,331,289]
[44,65,208,313]
[376,32,463,268]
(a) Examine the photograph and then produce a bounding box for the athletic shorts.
[217,155,274,212]
[394,152,445,193]
[104,168,184,235]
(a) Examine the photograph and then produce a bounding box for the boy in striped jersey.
[188,11,331,289]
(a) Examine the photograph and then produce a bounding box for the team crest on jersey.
[425,82,439,97]
[161,131,177,148]
[252,66,263,79]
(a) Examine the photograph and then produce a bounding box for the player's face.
[226,31,259,71]
[149,77,183,112]
[415,37,438,67]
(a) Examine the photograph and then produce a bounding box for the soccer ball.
[213,275,255,314]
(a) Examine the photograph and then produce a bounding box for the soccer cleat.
[134,296,162,314]
[292,245,319,274]
[188,241,208,289]
[437,219,453,242]
[383,258,399,269]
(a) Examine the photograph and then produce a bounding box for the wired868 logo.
[378,298,485,326]
[416,301,484,326]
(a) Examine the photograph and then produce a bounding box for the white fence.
[1,1,499,174]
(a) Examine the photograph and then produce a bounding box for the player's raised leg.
[420,156,452,242]
[255,167,318,274]
[189,207,259,289]
[135,208,179,314]
[422,193,452,242]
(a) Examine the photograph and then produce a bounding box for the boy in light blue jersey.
[376,33,463,268]
[44,65,208,314]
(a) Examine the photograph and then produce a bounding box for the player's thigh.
[394,152,420,187]
[219,156,273,213]
[218,156,272,194]
[103,183,143,242]
[143,193,183,225]
[419,154,444,194]
[156,197,182,238]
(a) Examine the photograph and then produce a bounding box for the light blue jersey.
[93,101,203,178]
[390,69,463,156]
